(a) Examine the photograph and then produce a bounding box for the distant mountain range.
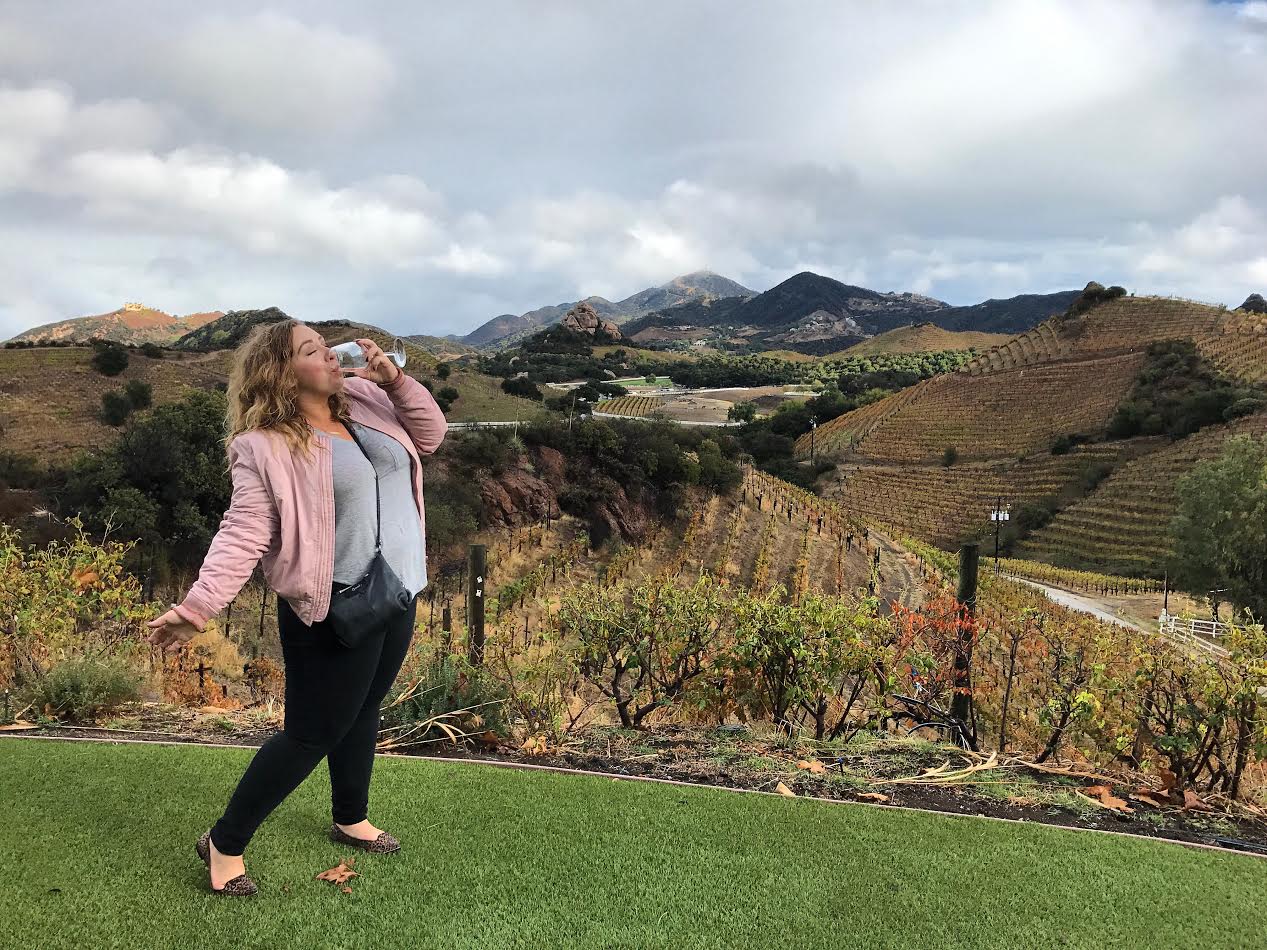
[619,273,1081,355]
[7,303,223,346]
[5,272,1082,357]
[454,271,754,350]
[461,270,1081,354]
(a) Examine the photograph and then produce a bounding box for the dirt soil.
[7,707,1265,856]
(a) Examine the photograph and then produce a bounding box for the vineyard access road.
[1003,573,1150,633]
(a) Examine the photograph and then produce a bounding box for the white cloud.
[164,12,396,134]
[3,0,1267,341]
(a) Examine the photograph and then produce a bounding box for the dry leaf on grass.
[856,792,890,803]
[775,781,796,797]
[1130,788,1173,809]
[316,860,359,888]
[521,735,549,755]
[1081,784,1134,813]
[796,759,826,774]
[1183,790,1214,813]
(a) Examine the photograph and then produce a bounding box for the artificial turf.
[1,737,1264,949]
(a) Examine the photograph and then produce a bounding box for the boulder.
[561,301,622,339]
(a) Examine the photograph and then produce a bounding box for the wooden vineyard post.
[951,543,979,733]
[467,544,486,667]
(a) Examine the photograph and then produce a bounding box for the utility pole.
[989,498,1010,575]
[809,416,818,463]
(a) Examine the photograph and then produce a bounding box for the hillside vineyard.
[795,294,1267,577]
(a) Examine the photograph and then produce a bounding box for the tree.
[62,389,233,574]
[100,391,134,426]
[727,401,757,423]
[1170,435,1267,620]
[436,362,451,380]
[91,344,129,376]
[123,380,152,409]
[140,342,165,359]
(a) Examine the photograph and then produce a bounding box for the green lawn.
[2,738,1265,949]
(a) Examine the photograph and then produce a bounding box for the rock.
[560,301,622,339]
[480,469,556,526]
[1237,293,1267,314]
[532,446,568,483]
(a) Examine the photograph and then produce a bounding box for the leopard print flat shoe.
[196,830,259,896]
[329,823,401,853]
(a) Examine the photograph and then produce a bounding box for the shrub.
[381,651,509,745]
[139,343,165,359]
[22,656,143,723]
[1050,434,1073,455]
[941,445,959,467]
[0,450,43,489]
[91,344,129,376]
[101,390,134,426]
[123,380,152,409]
[436,362,451,380]
[501,377,543,400]
[437,386,460,405]
[447,427,522,476]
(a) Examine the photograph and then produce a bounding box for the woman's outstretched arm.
[171,436,280,631]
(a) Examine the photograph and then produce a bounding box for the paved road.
[1003,573,1152,633]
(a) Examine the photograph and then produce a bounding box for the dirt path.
[872,531,925,612]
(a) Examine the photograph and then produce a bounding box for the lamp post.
[989,498,1010,575]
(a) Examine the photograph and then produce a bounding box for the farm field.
[819,443,1136,548]
[799,350,1146,463]
[1016,410,1267,576]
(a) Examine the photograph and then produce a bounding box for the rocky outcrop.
[560,301,622,339]
[1237,293,1267,314]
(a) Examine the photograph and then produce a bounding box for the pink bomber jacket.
[172,370,447,631]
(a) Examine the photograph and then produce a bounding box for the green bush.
[501,377,544,400]
[91,344,129,376]
[123,380,152,409]
[436,362,451,380]
[942,446,959,467]
[24,656,143,723]
[101,390,134,426]
[0,450,43,489]
[139,343,165,359]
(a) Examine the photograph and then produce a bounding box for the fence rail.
[1158,612,1230,655]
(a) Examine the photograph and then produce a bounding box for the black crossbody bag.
[325,423,415,649]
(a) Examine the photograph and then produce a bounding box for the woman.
[146,321,447,896]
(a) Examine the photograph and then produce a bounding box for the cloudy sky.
[1,0,1265,340]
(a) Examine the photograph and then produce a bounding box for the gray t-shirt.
[324,422,427,597]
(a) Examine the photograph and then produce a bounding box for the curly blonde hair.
[225,319,351,460]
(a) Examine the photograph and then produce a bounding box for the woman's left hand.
[346,338,401,386]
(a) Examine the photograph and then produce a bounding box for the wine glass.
[331,338,408,370]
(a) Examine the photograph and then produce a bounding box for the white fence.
[1158,612,1229,655]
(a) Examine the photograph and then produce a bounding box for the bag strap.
[343,422,383,553]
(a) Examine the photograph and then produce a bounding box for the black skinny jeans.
[210,588,416,856]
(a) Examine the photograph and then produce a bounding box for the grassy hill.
[0,330,544,465]
[796,293,1267,576]
[827,323,1013,358]
[0,347,234,463]
[8,304,222,346]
